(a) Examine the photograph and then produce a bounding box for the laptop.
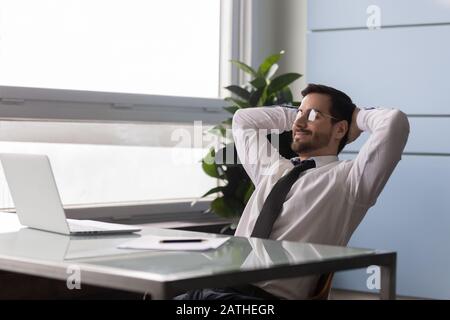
[0,153,141,235]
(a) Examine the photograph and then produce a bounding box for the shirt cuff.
[356,107,376,132]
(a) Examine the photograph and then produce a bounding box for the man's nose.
[294,115,308,128]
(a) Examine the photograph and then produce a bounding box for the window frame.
[0,85,228,124]
[0,0,248,220]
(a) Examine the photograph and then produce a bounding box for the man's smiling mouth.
[294,130,311,138]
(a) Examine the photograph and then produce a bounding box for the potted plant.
[200,50,302,231]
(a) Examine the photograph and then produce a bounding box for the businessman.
[175,83,409,300]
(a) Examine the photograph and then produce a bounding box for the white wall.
[307,0,450,299]
[247,0,307,99]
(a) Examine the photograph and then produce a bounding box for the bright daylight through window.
[0,0,220,97]
[0,0,221,210]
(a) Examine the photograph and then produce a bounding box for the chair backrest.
[310,273,334,300]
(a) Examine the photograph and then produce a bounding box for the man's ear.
[334,121,348,140]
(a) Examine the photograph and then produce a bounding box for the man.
[176,83,409,300]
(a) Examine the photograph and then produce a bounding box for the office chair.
[310,273,334,300]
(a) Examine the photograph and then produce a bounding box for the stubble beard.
[291,131,331,155]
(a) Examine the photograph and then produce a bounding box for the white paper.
[117,235,230,251]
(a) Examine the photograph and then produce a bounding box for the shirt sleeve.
[346,108,410,206]
[232,106,298,185]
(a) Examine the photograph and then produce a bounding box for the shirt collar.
[290,155,339,168]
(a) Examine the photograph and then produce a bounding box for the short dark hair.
[300,83,356,153]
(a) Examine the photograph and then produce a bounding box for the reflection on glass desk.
[0,228,141,261]
[76,237,377,278]
[0,211,396,299]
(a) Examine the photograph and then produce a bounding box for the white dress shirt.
[232,106,410,299]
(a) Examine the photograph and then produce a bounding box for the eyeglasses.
[297,108,340,122]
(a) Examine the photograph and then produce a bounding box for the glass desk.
[0,212,396,299]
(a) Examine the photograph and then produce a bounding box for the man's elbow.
[232,108,250,129]
[389,109,410,145]
[232,109,243,124]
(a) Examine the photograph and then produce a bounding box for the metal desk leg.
[380,255,397,300]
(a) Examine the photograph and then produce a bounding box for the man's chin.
[291,141,313,154]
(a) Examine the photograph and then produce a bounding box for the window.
[0,121,217,210]
[0,0,221,98]
[0,1,234,216]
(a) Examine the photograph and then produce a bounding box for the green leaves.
[211,196,244,218]
[201,148,219,178]
[250,77,267,89]
[225,57,301,109]
[225,85,251,101]
[257,50,285,77]
[249,88,264,107]
[267,73,302,96]
[201,186,225,198]
[230,60,258,78]
[276,87,294,105]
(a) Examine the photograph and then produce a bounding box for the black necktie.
[251,159,316,239]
